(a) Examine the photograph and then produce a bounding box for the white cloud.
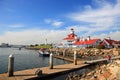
[0,29,67,45]
[66,1,120,40]
[92,31,120,40]
[0,28,120,45]
[52,21,63,27]
[44,19,64,27]
[68,0,120,28]
[0,24,25,28]
[44,19,52,24]
[8,24,25,28]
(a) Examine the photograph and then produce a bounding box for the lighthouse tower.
[70,28,74,34]
[63,28,77,47]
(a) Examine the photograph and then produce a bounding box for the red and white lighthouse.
[63,28,77,47]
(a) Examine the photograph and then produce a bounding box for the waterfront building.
[62,28,101,48]
[73,36,101,48]
[63,28,78,48]
[0,43,11,48]
[102,38,120,48]
[61,29,120,48]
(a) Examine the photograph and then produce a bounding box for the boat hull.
[38,51,50,57]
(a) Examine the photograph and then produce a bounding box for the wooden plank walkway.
[53,55,74,62]
[1,56,120,80]
[84,56,120,64]
[0,61,87,80]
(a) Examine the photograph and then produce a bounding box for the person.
[106,55,111,63]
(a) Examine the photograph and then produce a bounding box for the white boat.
[38,48,50,57]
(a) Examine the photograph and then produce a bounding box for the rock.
[87,71,94,76]
[116,71,120,80]
[115,60,120,65]
[113,49,119,56]
[98,75,106,80]
[102,71,111,79]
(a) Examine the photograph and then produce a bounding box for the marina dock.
[1,55,120,80]
[0,60,87,80]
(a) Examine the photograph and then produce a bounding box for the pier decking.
[0,60,87,80]
[0,56,120,80]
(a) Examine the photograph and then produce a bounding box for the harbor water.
[0,48,70,74]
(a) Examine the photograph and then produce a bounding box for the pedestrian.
[106,55,111,63]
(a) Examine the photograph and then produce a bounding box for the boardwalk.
[53,55,74,62]
[0,56,120,80]
[0,60,87,80]
[84,56,120,64]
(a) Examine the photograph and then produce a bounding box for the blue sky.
[0,0,120,45]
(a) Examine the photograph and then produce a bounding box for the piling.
[74,50,77,65]
[49,53,53,69]
[8,54,14,77]
[63,49,66,58]
[56,50,59,56]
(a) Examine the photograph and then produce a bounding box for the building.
[63,28,77,47]
[102,38,120,48]
[61,29,120,48]
[73,37,101,48]
[0,43,11,48]
[62,28,101,48]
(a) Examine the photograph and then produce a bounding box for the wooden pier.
[84,56,120,64]
[0,55,120,80]
[53,55,74,62]
[0,60,87,80]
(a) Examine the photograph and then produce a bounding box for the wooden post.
[57,52,60,56]
[49,53,53,69]
[8,54,14,77]
[63,49,65,58]
[56,50,59,56]
[55,50,57,55]
[74,50,77,65]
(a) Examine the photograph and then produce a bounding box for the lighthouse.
[70,28,74,34]
[45,38,47,45]
[63,28,77,47]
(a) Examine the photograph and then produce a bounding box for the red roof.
[74,41,84,45]
[74,39,99,45]
[117,40,120,44]
[64,33,77,41]
[104,39,115,45]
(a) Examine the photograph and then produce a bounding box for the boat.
[38,48,50,57]
[19,47,22,50]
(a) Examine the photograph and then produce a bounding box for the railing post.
[74,50,77,65]
[49,53,53,69]
[8,54,14,77]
